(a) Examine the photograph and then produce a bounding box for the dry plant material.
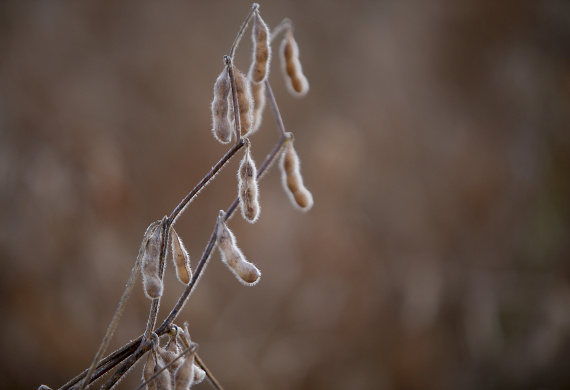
[250,80,266,133]
[170,229,192,285]
[217,211,261,285]
[211,67,233,144]
[280,29,309,97]
[238,144,260,223]
[143,349,173,390]
[46,6,315,390]
[142,224,164,299]
[173,329,198,390]
[280,140,314,211]
[248,11,271,83]
[233,66,254,136]
[192,365,206,385]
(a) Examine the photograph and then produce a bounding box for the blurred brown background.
[1,1,569,389]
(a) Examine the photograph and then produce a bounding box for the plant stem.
[228,3,259,59]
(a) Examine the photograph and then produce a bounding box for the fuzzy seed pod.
[211,67,232,144]
[238,146,260,223]
[250,80,266,133]
[143,350,157,390]
[170,229,192,285]
[248,12,271,83]
[173,348,196,390]
[233,66,254,136]
[280,30,309,97]
[217,211,261,285]
[192,365,206,385]
[142,224,164,299]
[154,354,173,390]
[280,141,313,211]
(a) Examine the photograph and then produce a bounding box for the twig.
[229,3,259,59]
[195,354,224,390]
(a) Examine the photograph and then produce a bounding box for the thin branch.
[169,139,245,225]
[195,354,224,390]
[229,3,259,59]
[264,80,287,137]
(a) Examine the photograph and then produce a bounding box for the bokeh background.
[1,1,569,389]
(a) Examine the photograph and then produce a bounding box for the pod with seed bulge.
[143,350,157,390]
[280,30,309,97]
[211,67,232,144]
[174,329,197,390]
[170,229,192,285]
[142,224,164,299]
[248,12,271,84]
[280,141,313,211]
[250,80,265,133]
[238,146,260,223]
[232,66,254,136]
[216,211,261,285]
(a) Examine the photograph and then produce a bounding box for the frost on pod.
[142,223,164,299]
[250,80,266,134]
[280,140,314,211]
[238,145,260,223]
[211,67,232,144]
[170,229,192,285]
[280,29,309,97]
[248,11,271,84]
[216,211,261,285]
[232,66,254,136]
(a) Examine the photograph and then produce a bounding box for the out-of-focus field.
[1,1,569,389]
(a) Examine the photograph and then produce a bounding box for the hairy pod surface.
[280,30,309,97]
[155,354,173,390]
[280,142,314,211]
[143,351,157,390]
[238,146,260,223]
[248,12,271,83]
[217,212,261,285]
[142,224,164,299]
[211,67,232,144]
[173,346,196,390]
[233,66,254,136]
[170,229,192,285]
[250,80,266,133]
[192,365,206,385]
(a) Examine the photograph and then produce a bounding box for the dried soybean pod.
[174,329,197,390]
[250,80,266,133]
[248,11,271,83]
[233,66,254,136]
[280,29,309,97]
[170,229,192,285]
[143,351,157,390]
[211,67,232,144]
[216,211,261,285]
[192,365,206,385]
[154,353,173,390]
[141,223,164,299]
[238,144,260,223]
[280,140,314,211]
